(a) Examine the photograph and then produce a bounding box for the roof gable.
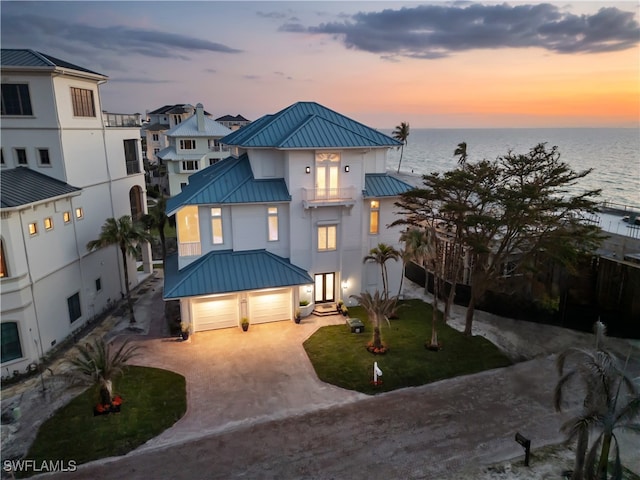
[0,49,104,76]
[363,173,413,198]
[165,113,231,137]
[163,249,313,298]
[166,154,290,214]
[221,101,401,149]
[1,168,81,208]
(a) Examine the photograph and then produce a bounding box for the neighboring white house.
[215,114,251,131]
[157,104,232,196]
[0,49,152,374]
[164,101,412,334]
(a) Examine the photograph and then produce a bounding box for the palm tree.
[393,122,410,173]
[454,141,468,167]
[87,216,152,324]
[141,195,168,265]
[66,337,141,405]
[554,323,640,480]
[363,243,400,300]
[350,291,397,350]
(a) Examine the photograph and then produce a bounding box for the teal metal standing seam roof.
[363,174,414,198]
[163,249,313,299]
[1,49,105,76]
[221,101,401,149]
[166,154,290,214]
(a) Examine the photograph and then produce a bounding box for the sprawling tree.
[555,323,640,480]
[351,291,397,351]
[363,243,400,300]
[66,337,141,405]
[87,216,152,324]
[393,122,410,173]
[395,143,603,335]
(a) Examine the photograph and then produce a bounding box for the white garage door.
[249,289,291,324]
[192,294,239,331]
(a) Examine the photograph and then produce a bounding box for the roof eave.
[0,189,82,211]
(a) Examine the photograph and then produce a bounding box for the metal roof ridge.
[31,50,56,67]
[165,250,233,297]
[218,158,254,203]
[275,113,316,147]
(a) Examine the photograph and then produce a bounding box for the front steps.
[313,303,337,316]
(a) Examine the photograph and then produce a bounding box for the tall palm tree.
[363,243,400,300]
[66,337,141,405]
[351,291,397,350]
[393,122,410,173]
[554,323,640,480]
[141,195,168,265]
[454,141,468,167]
[87,216,152,324]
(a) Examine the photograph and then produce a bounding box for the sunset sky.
[2,1,639,128]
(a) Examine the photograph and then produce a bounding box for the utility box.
[346,317,364,333]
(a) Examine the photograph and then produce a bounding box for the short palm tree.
[87,216,152,324]
[66,337,141,405]
[141,195,168,265]
[351,291,397,350]
[393,122,410,173]
[363,243,400,300]
[454,141,468,167]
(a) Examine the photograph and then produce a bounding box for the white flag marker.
[373,361,383,384]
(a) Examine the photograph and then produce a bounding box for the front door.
[314,273,335,303]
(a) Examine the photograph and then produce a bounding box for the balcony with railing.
[178,242,201,257]
[302,186,356,209]
[103,112,143,127]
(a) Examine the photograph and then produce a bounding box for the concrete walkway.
[2,273,639,479]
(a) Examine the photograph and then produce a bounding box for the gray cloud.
[296,3,639,59]
[1,13,243,61]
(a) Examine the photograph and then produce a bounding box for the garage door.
[249,289,291,324]
[192,294,239,331]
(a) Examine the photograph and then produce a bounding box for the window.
[152,134,159,141]
[75,207,84,219]
[95,277,102,292]
[182,160,199,171]
[1,323,23,363]
[180,182,187,190]
[63,211,71,224]
[1,84,32,116]
[123,139,140,174]
[209,158,220,166]
[369,200,380,235]
[153,148,160,155]
[44,217,53,231]
[71,87,96,117]
[268,207,279,241]
[0,240,7,278]
[318,225,337,251]
[28,222,38,236]
[173,115,182,124]
[67,292,82,323]
[211,208,223,244]
[180,139,196,150]
[37,148,51,166]
[1,149,4,165]
[15,148,27,165]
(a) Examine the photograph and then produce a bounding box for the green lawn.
[22,366,186,476]
[303,299,512,395]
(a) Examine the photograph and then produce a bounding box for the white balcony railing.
[178,242,201,257]
[208,145,230,153]
[302,187,356,208]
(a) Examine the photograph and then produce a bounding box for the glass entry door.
[314,273,335,303]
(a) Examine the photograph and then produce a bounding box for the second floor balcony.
[302,186,356,209]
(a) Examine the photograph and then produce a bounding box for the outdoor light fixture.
[305,166,311,174]
[341,280,349,290]
[306,286,312,293]
[344,165,350,172]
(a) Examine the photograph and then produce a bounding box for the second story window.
[123,139,140,174]
[1,84,33,116]
[71,87,96,117]
[268,207,278,241]
[44,217,54,231]
[63,211,71,224]
[180,139,196,150]
[38,148,51,166]
[211,208,223,244]
[182,160,199,171]
[318,225,337,251]
[15,148,27,165]
[152,134,159,141]
[369,200,380,235]
[0,239,8,278]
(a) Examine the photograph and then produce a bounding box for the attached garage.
[192,294,239,331]
[249,288,292,324]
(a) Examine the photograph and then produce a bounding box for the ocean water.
[384,128,640,208]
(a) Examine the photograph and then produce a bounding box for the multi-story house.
[215,114,251,131]
[157,104,232,196]
[142,104,213,164]
[0,49,152,374]
[164,101,412,333]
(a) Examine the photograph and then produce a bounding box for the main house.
[164,101,412,333]
[1,49,152,373]
[157,104,232,196]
